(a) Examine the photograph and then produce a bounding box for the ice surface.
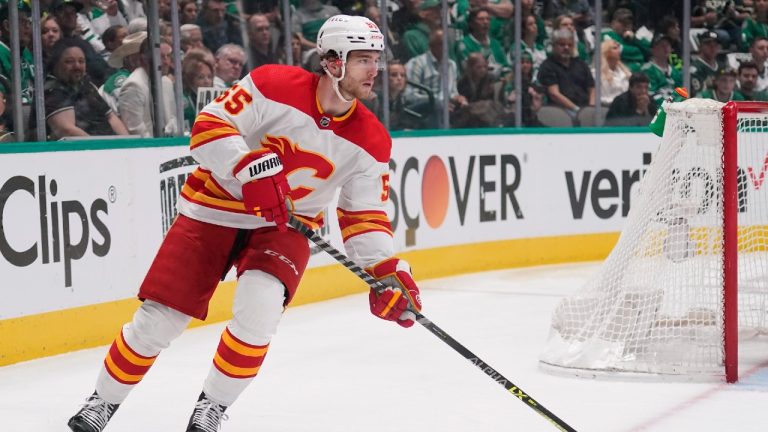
[1,262,766,431]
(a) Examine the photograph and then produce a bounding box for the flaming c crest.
[260,134,336,200]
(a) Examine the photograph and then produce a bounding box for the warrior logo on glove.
[233,149,292,231]
[366,258,422,328]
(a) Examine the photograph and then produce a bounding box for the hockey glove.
[233,150,291,231]
[367,258,422,328]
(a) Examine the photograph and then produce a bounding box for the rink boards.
[0,129,660,365]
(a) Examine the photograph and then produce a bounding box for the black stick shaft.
[287,215,577,432]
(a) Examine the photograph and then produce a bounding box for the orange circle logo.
[421,156,449,228]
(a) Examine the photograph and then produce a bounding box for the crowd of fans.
[2,0,768,140]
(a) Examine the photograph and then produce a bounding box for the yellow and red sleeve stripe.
[181,167,248,213]
[337,208,392,242]
[103,330,158,385]
[212,327,270,379]
[292,212,325,230]
[190,112,241,150]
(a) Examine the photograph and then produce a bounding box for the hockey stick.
[286,214,577,432]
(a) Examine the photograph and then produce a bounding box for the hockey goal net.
[540,99,768,382]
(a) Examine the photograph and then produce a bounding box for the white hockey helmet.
[316,15,385,64]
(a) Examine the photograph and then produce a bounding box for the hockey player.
[67,14,422,432]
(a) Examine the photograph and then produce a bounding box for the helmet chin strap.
[323,61,354,103]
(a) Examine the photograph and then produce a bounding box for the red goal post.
[723,101,768,382]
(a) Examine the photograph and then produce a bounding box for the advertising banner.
[1,132,664,320]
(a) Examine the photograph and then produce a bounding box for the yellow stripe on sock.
[221,330,269,358]
[104,353,144,383]
[114,333,156,367]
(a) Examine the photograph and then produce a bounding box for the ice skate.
[67,392,119,432]
[186,392,228,432]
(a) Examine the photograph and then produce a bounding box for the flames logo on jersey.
[260,134,335,201]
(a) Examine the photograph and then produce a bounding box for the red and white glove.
[367,258,422,328]
[233,150,291,231]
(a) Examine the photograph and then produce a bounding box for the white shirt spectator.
[118,67,177,137]
[600,66,630,105]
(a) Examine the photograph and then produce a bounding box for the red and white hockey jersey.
[180,65,393,267]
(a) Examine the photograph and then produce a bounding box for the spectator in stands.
[180,24,205,53]
[698,67,740,101]
[292,0,341,50]
[601,8,649,72]
[184,47,216,71]
[256,0,285,57]
[213,43,246,88]
[692,1,732,48]
[289,32,303,67]
[91,0,129,36]
[511,0,546,47]
[519,13,546,75]
[735,60,768,100]
[402,0,442,60]
[158,0,172,21]
[151,36,174,77]
[0,2,34,137]
[44,38,128,139]
[718,0,750,48]
[537,28,595,116]
[386,61,428,130]
[126,16,147,33]
[755,38,768,92]
[247,14,278,69]
[101,30,145,113]
[180,0,198,25]
[366,61,424,130]
[543,0,593,32]
[118,38,178,137]
[197,0,242,53]
[454,52,504,127]
[455,8,510,80]
[656,15,682,69]
[641,34,682,106]
[599,39,631,106]
[499,51,543,126]
[390,0,420,44]
[553,14,589,62]
[71,0,106,53]
[53,0,113,86]
[42,14,63,48]
[101,25,127,61]
[42,14,63,66]
[405,29,467,128]
[606,72,657,126]
[741,0,768,51]
[181,55,214,132]
[468,0,513,47]
[120,0,144,22]
[690,31,725,96]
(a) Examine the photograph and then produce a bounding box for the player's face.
[340,51,381,100]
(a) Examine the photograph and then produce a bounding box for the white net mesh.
[540,99,768,379]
